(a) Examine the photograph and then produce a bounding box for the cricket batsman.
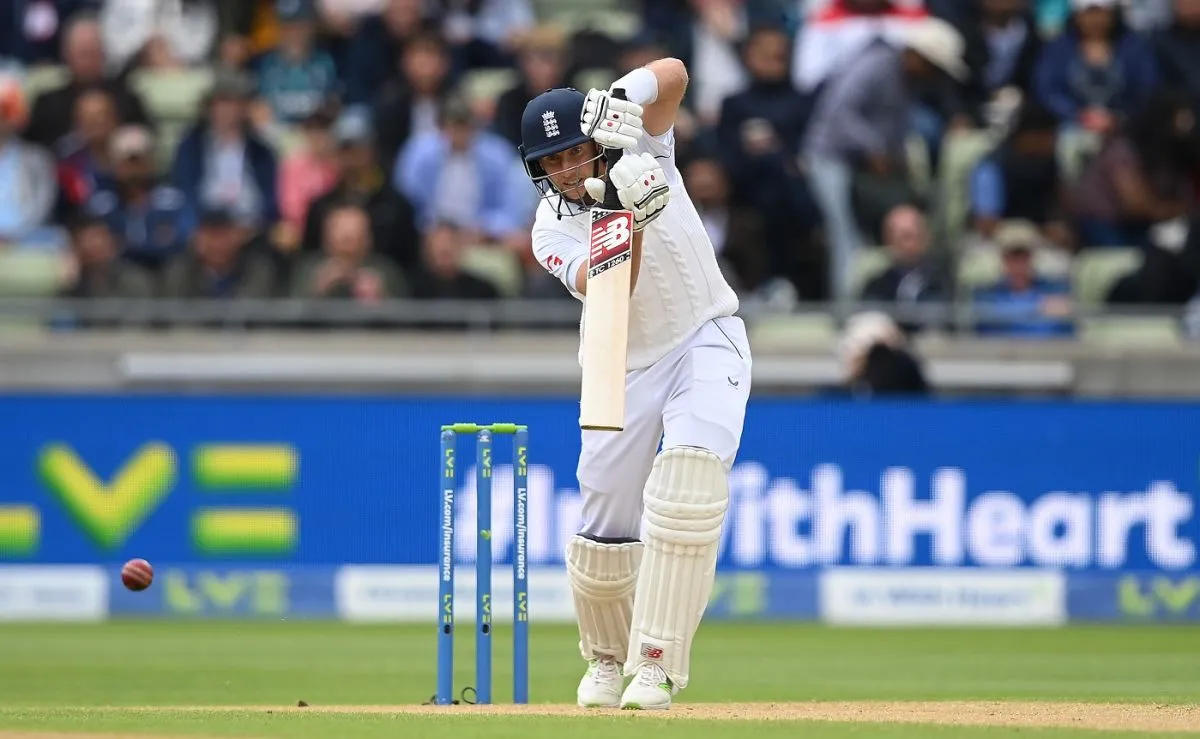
[517,58,752,710]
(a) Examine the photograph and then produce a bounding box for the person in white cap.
[801,15,967,302]
[838,310,929,395]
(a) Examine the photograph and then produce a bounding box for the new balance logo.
[640,644,664,661]
[590,218,631,260]
[542,110,560,137]
[587,212,632,279]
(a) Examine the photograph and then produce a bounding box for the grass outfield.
[0,621,1197,737]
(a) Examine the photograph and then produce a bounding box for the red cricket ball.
[121,558,154,591]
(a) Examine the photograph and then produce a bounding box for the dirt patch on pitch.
[132,701,1200,733]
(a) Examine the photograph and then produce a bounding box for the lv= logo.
[0,443,300,556]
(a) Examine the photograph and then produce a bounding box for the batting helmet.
[518,87,605,217]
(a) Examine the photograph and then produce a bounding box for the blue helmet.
[518,87,605,217]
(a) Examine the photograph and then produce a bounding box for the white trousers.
[576,316,752,540]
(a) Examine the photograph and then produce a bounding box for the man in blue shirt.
[88,125,194,271]
[393,94,535,245]
[973,219,1075,338]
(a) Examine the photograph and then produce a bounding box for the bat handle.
[601,87,628,211]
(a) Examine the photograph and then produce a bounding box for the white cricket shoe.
[619,663,677,710]
[576,655,624,708]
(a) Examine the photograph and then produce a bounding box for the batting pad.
[565,535,644,663]
[625,447,729,688]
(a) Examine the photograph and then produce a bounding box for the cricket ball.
[121,558,154,591]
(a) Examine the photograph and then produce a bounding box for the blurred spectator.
[302,106,420,269]
[682,153,768,293]
[162,205,277,297]
[277,104,340,250]
[716,25,818,289]
[54,85,120,217]
[251,0,340,127]
[955,0,1044,120]
[410,221,499,300]
[792,0,928,94]
[170,68,279,231]
[394,94,533,245]
[100,0,218,72]
[0,1,104,66]
[683,0,753,126]
[1071,90,1199,248]
[492,24,568,148]
[291,201,406,299]
[1108,215,1200,305]
[373,30,453,171]
[1153,0,1200,108]
[436,0,534,72]
[343,0,435,105]
[614,30,670,78]
[1033,0,1159,185]
[972,219,1075,337]
[837,310,930,396]
[715,24,811,172]
[58,211,155,299]
[26,11,151,151]
[970,102,1064,238]
[802,17,965,300]
[0,76,59,247]
[860,205,946,330]
[88,124,195,270]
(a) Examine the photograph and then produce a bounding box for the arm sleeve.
[531,220,588,299]
[633,126,681,185]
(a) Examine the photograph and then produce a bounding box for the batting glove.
[580,88,645,150]
[610,152,670,231]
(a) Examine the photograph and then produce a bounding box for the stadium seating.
[1081,316,1182,347]
[18,64,68,103]
[0,250,64,333]
[129,67,214,169]
[1071,248,1143,307]
[851,247,890,297]
[460,245,524,298]
[747,312,838,349]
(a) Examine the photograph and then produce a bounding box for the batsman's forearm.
[621,58,688,137]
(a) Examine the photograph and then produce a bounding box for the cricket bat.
[579,88,633,432]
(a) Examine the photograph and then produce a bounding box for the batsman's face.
[539,141,604,202]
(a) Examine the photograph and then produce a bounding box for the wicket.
[437,422,529,705]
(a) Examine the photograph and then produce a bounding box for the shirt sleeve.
[532,217,587,299]
[633,127,681,185]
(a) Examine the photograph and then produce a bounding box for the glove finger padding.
[610,153,670,231]
[583,177,608,204]
[581,89,645,150]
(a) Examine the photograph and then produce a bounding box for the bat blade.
[579,206,633,431]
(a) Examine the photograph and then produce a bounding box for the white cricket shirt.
[531,127,740,370]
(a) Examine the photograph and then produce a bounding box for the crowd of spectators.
[0,0,1197,338]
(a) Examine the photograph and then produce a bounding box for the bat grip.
[601,87,627,211]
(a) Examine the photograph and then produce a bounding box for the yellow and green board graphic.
[0,443,299,557]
